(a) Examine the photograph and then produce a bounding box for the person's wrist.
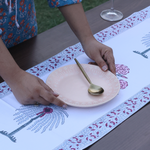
[80,35,95,47]
[3,67,24,86]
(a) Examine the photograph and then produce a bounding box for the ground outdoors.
[34,0,109,34]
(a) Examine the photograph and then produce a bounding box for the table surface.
[2,0,150,149]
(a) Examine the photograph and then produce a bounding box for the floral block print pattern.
[133,32,150,58]
[0,104,68,143]
[116,64,130,89]
[55,85,150,150]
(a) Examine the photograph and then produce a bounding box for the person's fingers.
[89,59,116,75]
[103,50,116,75]
[19,94,49,105]
[40,89,67,108]
[88,62,99,67]
[36,96,50,105]
[39,79,59,97]
[88,62,97,65]
[83,40,116,74]
[39,80,66,107]
[93,52,108,72]
[23,100,37,105]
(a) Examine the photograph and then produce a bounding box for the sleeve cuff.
[47,0,82,8]
[0,28,2,35]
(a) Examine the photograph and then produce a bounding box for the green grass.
[34,0,108,34]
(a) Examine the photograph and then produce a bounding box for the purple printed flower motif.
[119,79,128,89]
[115,64,130,75]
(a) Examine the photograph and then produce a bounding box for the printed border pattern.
[55,85,150,150]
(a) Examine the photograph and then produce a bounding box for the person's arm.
[58,3,116,74]
[0,38,66,107]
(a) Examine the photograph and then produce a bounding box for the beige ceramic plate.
[46,64,120,107]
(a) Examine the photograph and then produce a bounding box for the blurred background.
[34,0,108,34]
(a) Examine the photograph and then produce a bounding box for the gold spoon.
[74,58,104,95]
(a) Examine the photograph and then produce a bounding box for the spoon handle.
[74,58,92,84]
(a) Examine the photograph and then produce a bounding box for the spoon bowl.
[74,58,104,95]
[88,83,104,95]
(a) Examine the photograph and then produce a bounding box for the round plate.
[46,64,120,107]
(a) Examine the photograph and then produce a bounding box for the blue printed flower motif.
[0,104,68,143]
[133,32,150,58]
[142,32,150,47]
[14,104,69,133]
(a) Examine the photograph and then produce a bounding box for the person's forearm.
[0,38,21,84]
[59,3,94,45]
[59,3,116,75]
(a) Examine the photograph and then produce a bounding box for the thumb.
[52,91,59,97]
[95,57,108,72]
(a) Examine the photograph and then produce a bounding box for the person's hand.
[58,3,115,74]
[82,38,116,75]
[9,69,67,107]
